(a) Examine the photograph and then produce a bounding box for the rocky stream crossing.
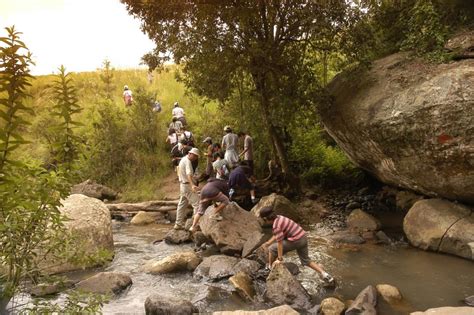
[10,179,473,315]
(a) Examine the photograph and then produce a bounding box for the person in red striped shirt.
[259,206,334,283]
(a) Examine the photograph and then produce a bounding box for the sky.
[0,0,156,75]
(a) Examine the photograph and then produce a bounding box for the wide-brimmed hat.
[202,137,212,143]
[189,148,200,156]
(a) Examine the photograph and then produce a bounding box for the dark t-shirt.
[201,178,229,199]
[228,166,252,190]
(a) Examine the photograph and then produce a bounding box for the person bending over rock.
[259,206,335,283]
[228,164,258,204]
[188,178,230,232]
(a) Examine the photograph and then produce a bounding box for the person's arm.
[185,160,199,192]
[276,241,283,261]
[262,235,276,248]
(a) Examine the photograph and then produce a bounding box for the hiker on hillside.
[172,102,187,126]
[212,151,230,180]
[258,206,335,283]
[123,85,133,106]
[203,137,214,177]
[169,117,183,134]
[221,126,239,168]
[175,148,200,230]
[238,131,254,176]
[188,178,230,232]
[180,126,195,147]
[228,163,258,204]
[166,128,179,149]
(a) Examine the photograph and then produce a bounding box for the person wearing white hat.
[175,147,200,230]
[172,101,187,126]
[123,85,133,106]
[221,126,239,168]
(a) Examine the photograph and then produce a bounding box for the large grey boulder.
[229,272,256,301]
[71,179,118,201]
[75,272,132,295]
[193,255,240,281]
[43,194,114,274]
[264,263,312,311]
[143,251,201,274]
[345,285,377,315]
[199,202,263,255]
[404,199,473,260]
[251,193,301,222]
[346,209,381,232]
[145,294,196,315]
[322,52,474,203]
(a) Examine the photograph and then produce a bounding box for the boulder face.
[199,202,262,255]
[251,193,301,222]
[403,199,473,260]
[75,272,132,295]
[143,251,201,274]
[322,52,474,203]
[71,179,118,201]
[44,194,114,274]
[145,294,196,315]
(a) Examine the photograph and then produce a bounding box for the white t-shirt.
[172,106,185,118]
[123,90,133,105]
[222,133,239,151]
[168,134,178,145]
[177,155,194,183]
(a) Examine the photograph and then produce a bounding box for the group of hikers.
[123,86,334,283]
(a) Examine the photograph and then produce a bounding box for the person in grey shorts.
[259,206,334,283]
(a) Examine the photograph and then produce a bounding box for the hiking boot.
[188,226,196,232]
[173,224,185,230]
[210,214,223,221]
[322,272,335,284]
[251,198,260,204]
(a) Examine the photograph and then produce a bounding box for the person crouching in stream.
[175,148,200,230]
[188,178,230,232]
[258,206,335,284]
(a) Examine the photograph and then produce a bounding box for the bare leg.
[250,190,256,199]
[307,261,325,274]
[268,250,275,267]
[190,213,202,230]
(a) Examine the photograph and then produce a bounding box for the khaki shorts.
[269,235,310,266]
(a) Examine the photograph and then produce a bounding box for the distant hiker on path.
[188,178,230,232]
[166,128,179,149]
[169,117,183,134]
[238,131,254,175]
[228,164,258,204]
[123,85,133,106]
[221,126,239,168]
[175,148,200,230]
[172,102,187,126]
[259,207,335,283]
[212,151,230,180]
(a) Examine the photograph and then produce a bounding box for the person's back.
[123,85,133,106]
[273,215,305,242]
[172,105,185,118]
[222,133,238,151]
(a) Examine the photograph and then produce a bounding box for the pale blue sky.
[0,0,155,75]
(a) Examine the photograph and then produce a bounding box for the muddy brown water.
[12,221,474,314]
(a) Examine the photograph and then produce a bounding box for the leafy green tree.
[99,58,115,100]
[50,65,82,172]
[122,0,365,174]
[0,26,69,311]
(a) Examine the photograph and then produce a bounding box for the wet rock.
[131,211,164,225]
[75,272,132,295]
[375,231,392,245]
[30,280,75,297]
[330,231,365,245]
[358,187,370,196]
[42,194,114,274]
[320,297,345,315]
[445,30,474,58]
[376,284,402,304]
[143,251,201,274]
[234,259,260,277]
[192,284,232,308]
[265,263,312,311]
[213,305,299,315]
[242,232,266,258]
[164,229,192,244]
[194,255,240,281]
[302,199,313,208]
[167,210,177,222]
[410,306,474,315]
[396,190,424,212]
[322,51,474,204]
[229,272,255,301]
[346,202,361,211]
[71,179,118,201]
[251,193,301,222]
[247,246,268,267]
[464,295,474,307]
[361,231,376,241]
[347,209,381,232]
[200,202,262,255]
[345,285,377,315]
[283,262,300,276]
[192,231,210,247]
[145,294,196,315]
[404,199,473,260]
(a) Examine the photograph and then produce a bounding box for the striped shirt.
[272,215,305,242]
